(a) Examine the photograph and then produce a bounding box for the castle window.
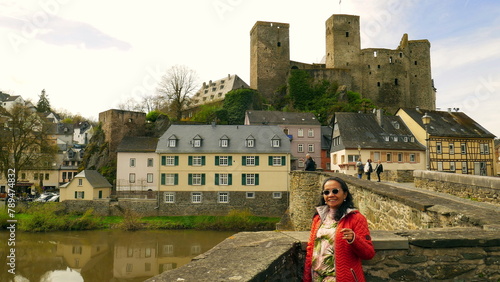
[373,51,377,57]
[346,32,349,37]
[377,65,380,69]
[399,52,403,58]
[277,42,281,47]
[395,78,399,85]
[368,65,370,69]
[414,61,418,65]
[389,57,393,63]
[377,82,380,87]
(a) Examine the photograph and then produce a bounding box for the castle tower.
[250,21,290,101]
[407,40,435,111]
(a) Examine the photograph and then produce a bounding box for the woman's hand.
[341,228,355,242]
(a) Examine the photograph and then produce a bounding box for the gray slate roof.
[156,124,291,154]
[74,170,112,188]
[117,136,159,152]
[245,111,321,126]
[333,112,426,151]
[400,108,496,138]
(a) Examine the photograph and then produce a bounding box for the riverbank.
[0,202,280,232]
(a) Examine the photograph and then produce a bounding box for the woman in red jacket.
[303,177,375,282]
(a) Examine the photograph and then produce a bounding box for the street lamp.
[421,112,431,170]
[357,145,361,160]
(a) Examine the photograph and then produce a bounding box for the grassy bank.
[0,203,280,232]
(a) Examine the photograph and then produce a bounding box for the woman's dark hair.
[317,176,355,221]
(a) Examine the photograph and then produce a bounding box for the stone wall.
[414,170,500,206]
[384,169,414,182]
[288,171,490,232]
[146,230,500,281]
[60,191,288,217]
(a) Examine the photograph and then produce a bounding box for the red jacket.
[303,209,375,282]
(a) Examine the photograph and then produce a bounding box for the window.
[164,192,175,203]
[409,154,415,162]
[272,139,281,147]
[347,155,358,162]
[298,144,304,152]
[450,162,456,172]
[191,192,202,203]
[75,191,84,199]
[436,142,442,154]
[126,264,133,273]
[298,159,305,167]
[34,174,38,180]
[243,156,258,166]
[242,174,259,186]
[449,143,455,155]
[147,158,154,167]
[346,31,349,37]
[130,158,136,167]
[373,51,377,57]
[147,173,153,183]
[216,156,231,166]
[374,152,380,161]
[308,144,314,152]
[161,174,178,185]
[220,139,228,147]
[189,174,205,185]
[308,129,314,137]
[393,136,398,142]
[246,138,254,148]
[191,156,204,166]
[162,156,178,166]
[169,139,177,147]
[218,192,229,203]
[270,156,285,166]
[398,153,403,162]
[480,143,490,154]
[192,136,202,147]
[78,179,83,186]
[298,129,304,137]
[384,136,390,142]
[45,173,49,180]
[216,173,231,185]
[437,162,443,171]
[462,162,468,174]
[461,143,467,154]
[246,192,255,199]
[386,153,392,162]
[273,192,282,199]
[129,173,136,183]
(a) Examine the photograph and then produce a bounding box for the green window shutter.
[188,156,193,165]
[255,174,259,185]
[228,156,232,166]
[215,156,220,166]
[215,174,219,185]
[268,156,273,165]
[202,156,206,165]
[242,174,246,185]
[201,174,206,185]
[242,156,246,166]
[174,156,179,165]
[188,174,192,185]
[255,156,259,166]
[281,156,286,166]
[174,174,178,185]
[161,173,165,185]
[82,191,85,199]
[74,191,77,199]
[161,156,166,166]
[228,174,232,185]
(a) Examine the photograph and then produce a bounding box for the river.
[0,229,234,282]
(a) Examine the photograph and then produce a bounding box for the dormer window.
[384,136,389,142]
[220,135,229,148]
[192,135,202,148]
[393,136,399,142]
[392,121,400,129]
[246,135,255,148]
[271,135,281,148]
[168,135,178,147]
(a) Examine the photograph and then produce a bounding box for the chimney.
[376,109,383,127]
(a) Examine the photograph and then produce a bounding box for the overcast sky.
[1,0,499,137]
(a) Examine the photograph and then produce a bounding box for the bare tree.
[0,104,57,183]
[156,65,198,120]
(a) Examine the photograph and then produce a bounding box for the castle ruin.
[250,14,436,113]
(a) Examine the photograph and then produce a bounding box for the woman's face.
[322,180,348,210]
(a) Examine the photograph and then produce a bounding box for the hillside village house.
[155,124,291,216]
[59,170,111,201]
[244,110,321,170]
[321,126,333,171]
[396,108,497,176]
[330,110,426,176]
[116,136,159,198]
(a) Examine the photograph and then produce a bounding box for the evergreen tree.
[36,89,51,113]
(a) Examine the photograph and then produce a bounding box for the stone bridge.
[147,171,500,281]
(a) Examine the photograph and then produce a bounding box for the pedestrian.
[303,177,375,282]
[304,154,316,171]
[364,159,373,180]
[356,158,363,179]
[375,160,384,182]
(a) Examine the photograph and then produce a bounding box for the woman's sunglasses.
[322,189,340,196]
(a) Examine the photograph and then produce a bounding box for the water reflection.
[0,230,234,282]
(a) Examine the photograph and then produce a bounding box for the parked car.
[34,193,58,202]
